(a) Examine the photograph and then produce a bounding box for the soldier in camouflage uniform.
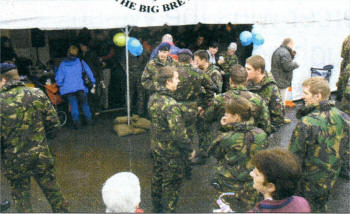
[289,77,350,212]
[0,63,69,213]
[141,42,178,95]
[194,50,222,164]
[148,66,194,213]
[205,64,271,135]
[336,34,350,101]
[246,55,285,132]
[193,50,223,164]
[217,42,239,92]
[120,50,149,115]
[194,50,223,94]
[340,64,350,115]
[174,49,218,122]
[208,96,268,212]
[174,49,218,177]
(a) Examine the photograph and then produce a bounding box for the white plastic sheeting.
[0,0,349,29]
[252,20,350,100]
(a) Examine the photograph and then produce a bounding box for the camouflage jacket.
[247,72,285,131]
[337,64,350,102]
[218,52,239,73]
[205,64,223,95]
[208,120,268,181]
[206,85,272,135]
[148,89,192,157]
[175,62,218,121]
[289,100,350,191]
[340,34,350,75]
[0,80,60,162]
[340,67,350,115]
[175,62,218,105]
[141,56,178,93]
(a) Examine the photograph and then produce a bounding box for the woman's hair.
[252,148,301,200]
[224,96,252,121]
[67,45,79,57]
[102,172,141,213]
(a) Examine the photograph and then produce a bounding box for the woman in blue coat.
[56,45,96,128]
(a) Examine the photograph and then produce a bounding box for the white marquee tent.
[1,0,350,118]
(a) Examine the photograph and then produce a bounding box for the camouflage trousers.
[151,151,185,213]
[2,150,69,213]
[340,98,350,115]
[129,72,146,115]
[213,174,261,212]
[196,118,214,158]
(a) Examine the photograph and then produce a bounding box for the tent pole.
[125,26,131,126]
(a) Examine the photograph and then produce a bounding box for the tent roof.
[0,0,349,30]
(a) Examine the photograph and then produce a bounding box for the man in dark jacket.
[79,40,103,115]
[120,50,149,115]
[270,38,299,104]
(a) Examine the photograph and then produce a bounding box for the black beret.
[178,48,193,57]
[0,63,17,74]
[158,42,171,51]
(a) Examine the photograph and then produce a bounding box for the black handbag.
[80,58,93,89]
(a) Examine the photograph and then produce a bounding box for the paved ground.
[1,104,349,213]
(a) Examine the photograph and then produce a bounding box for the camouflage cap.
[0,63,17,74]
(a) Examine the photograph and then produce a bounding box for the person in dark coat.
[1,36,17,63]
[79,40,103,115]
[270,38,299,103]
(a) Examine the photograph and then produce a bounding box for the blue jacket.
[56,57,96,95]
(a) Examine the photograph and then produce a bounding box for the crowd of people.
[141,33,349,213]
[0,29,349,213]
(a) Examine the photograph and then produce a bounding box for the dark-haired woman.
[208,96,268,212]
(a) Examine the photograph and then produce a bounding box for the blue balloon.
[240,31,253,46]
[127,37,143,56]
[253,33,264,46]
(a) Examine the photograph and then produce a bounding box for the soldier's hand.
[189,150,196,160]
[91,84,96,94]
[221,116,228,126]
[198,106,204,116]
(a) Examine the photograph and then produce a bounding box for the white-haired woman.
[102,172,143,213]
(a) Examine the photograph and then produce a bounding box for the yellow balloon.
[113,32,126,46]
